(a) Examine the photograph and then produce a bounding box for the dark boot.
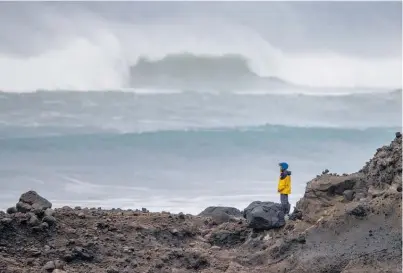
[286,203,291,215]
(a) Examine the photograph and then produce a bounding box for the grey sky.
[0,1,401,58]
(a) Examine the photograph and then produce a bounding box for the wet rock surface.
[0,133,401,273]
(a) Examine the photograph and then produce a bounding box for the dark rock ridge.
[0,133,401,273]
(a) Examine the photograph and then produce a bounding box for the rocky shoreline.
[0,133,401,273]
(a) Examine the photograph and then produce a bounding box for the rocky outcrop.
[294,174,363,222]
[4,191,56,232]
[0,133,401,273]
[361,133,402,192]
[243,201,285,230]
[10,190,52,215]
[295,134,402,223]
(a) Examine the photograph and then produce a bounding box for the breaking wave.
[0,3,400,92]
[128,53,288,91]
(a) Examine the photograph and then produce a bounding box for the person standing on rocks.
[278,162,291,216]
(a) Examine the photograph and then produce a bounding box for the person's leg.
[280,194,290,215]
[285,195,291,215]
[280,194,287,215]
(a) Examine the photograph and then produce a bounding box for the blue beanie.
[279,162,289,170]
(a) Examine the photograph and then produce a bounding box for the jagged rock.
[289,209,302,221]
[16,201,32,213]
[28,215,40,226]
[6,207,17,214]
[107,266,119,273]
[43,245,51,253]
[28,248,42,257]
[42,215,57,225]
[0,217,12,225]
[61,206,73,211]
[178,212,185,219]
[295,174,361,222]
[44,208,54,217]
[343,190,355,202]
[142,207,149,213]
[32,221,49,232]
[54,260,65,269]
[347,204,369,218]
[243,201,285,230]
[295,135,402,223]
[42,261,55,271]
[78,212,85,219]
[180,250,210,270]
[361,135,402,188]
[19,191,52,211]
[171,228,179,235]
[64,247,94,262]
[209,229,247,247]
[32,203,46,217]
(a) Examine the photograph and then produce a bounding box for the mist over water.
[0,2,401,213]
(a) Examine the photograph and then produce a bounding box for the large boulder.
[18,191,52,211]
[243,201,285,230]
[199,206,242,225]
[199,206,242,218]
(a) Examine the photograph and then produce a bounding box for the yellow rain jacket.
[277,171,291,195]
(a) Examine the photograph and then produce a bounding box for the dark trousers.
[280,194,290,215]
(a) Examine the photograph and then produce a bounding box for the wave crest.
[128,53,288,91]
[0,5,400,92]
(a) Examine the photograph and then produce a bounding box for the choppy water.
[0,90,401,213]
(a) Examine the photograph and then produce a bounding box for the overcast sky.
[0,1,401,58]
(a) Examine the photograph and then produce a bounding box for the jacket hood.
[280,170,292,179]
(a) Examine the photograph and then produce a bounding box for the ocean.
[0,89,401,214]
[0,2,401,214]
